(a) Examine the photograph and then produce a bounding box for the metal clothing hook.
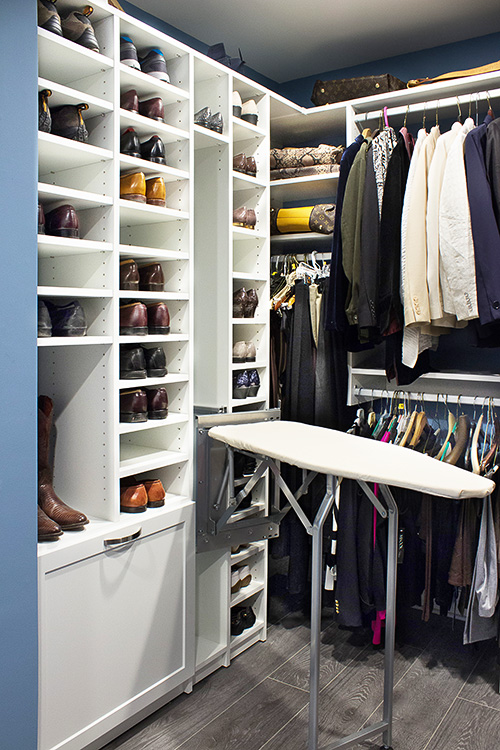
[456,97,462,122]
[422,102,426,130]
[435,100,439,127]
[403,104,409,129]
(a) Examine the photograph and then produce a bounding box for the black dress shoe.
[120,346,147,379]
[142,346,167,377]
[121,127,141,158]
[45,299,87,336]
[140,135,166,164]
[51,104,89,141]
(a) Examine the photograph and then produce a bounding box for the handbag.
[270,144,343,169]
[270,205,336,235]
[407,59,500,87]
[311,74,406,106]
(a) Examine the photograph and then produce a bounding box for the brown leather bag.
[311,74,406,105]
[407,59,500,87]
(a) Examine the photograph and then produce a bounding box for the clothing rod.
[353,86,500,123]
[353,387,500,407]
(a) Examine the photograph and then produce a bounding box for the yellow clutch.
[270,205,335,235]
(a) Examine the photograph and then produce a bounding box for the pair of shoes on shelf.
[38,2,100,52]
[38,299,87,337]
[231,605,256,636]
[39,90,90,141]
[120,172,166,207]
[120,344,167,379]
[38,395,89,541]
[121,89,164,122]
[233,369,260,399]
[121,128,166,164]
[234,452,257,479]
[232,92,259,125]
[233,288,258,318]
[233,206,256,230]
[194,107,224,134]
[232,340,256,363]
[120,36,170,83]
[231,564,252,593]
[120,387,168,422]
[120,301,170,335]
[207,42,245,72]
[120,259,165,292]
[233,153,257,177]
[120,477,166,513]
[231,543,250,554]
[38,203,79,238]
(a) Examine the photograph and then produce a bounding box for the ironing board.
[208,420,495,750]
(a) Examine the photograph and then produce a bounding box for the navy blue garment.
[465,114,500,326]
[324,134,364,332]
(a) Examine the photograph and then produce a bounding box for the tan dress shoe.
[146,176,166,206]
[120,483,148,513]
[120,171,146,202]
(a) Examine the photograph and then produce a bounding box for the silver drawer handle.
[103,528,142,547]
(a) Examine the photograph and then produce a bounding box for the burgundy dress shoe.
[38,202,45,234]
[120,389,148,422]
[146,387,168,419]
[139,97,164,122]
[120,127,141,158]
[233,288,247,318]
[139,262,164,291]
[45,204,79,238]
[140,135,166,165]
[120,345,147,379]
[243,288,258,317]
[120,482,148,513]
[121,89,139,113]
[120,301,148,335]
[147,302,170,334]
[51,103,89,141]
[120,258,140,290]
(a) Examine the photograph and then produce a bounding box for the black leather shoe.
[45,299,87,336]
[142,346,167,377]
[120,346,147,379]
[140,135,166,164]
[38,299,52,337]
[120,127,141,158]
[51,103,89,141]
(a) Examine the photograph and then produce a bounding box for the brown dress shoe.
[232,206,256,229]
[120,482,148,513]
[120,301,148,335]
[143,478,166,507]
[147,302,170,334]
[233,153,247,174]
[145,176,166,207]
[38,396,89,531]
[245,156,257,176]
[45,204,79,238]
[38,505,63,542]
[120,171,146,202]
[146,387,168,419]
[121,88,139,113]
[139,262,165,291]
[233,288,247,317]
[245,208,256,229]
[243,288,258,317]
[139,97,164,121]
[120,258,139,290]
[120,389,148,422]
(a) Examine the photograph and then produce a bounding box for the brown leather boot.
[38,505,63,542]
[38,395,89,531]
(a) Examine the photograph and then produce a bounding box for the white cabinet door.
[39,506,194,750]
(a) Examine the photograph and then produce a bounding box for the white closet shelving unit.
[37,3,195,749]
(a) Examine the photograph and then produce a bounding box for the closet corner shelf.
[38,132,113,172]
[38,236,113,258]
[270,232,332,253]
[230,580,265,607]
[38,183,113,210]
[37,336,112,347]
[119,64,190,104]
[118,412,189,434]
[193,124,230,147]
[119,155,189,182]
[119,109,190,143]
[232,173,267,191]
[119,446,189,477]
[119,200,189,225]
[232,117,267,140]
[38,27,114,84]
[270,172,339,201]
[37,286,112,299]
[118,373,189,389]
[118,290,189,302]
[118,245,189,262]
[38,77,113,115]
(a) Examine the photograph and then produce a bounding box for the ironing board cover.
[208,420,494,500]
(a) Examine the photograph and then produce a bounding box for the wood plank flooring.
[104,608,500,750]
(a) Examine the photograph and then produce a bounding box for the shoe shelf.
[119,200,189,225]
[193,125,231,148]
[232,226,267,240]
[38,28,114,92]
[119,65,189,105]
[119,109,189,144]
[231,396,266,408]
[232,271,268,282]
[119,373,189,389]
[38,132,113,173]
[118,412,189,434]
[233,172,267,191]
[227,501,267,524]
[231,361,267,371]
[118,290,189,302]
[230,542,267,565]
[38,77,113,119]
[38,183,113,210]
[119,333,189,344]
[270,172,340,202]
[37,336,112,347]
[231,579,265,607]
[119,244,189,262]
[119,445,189,478]
[232,317,266,324]
[38,235,113,258]
[119,154,189,182]
[38,286,112,298]
[232,117,267,141]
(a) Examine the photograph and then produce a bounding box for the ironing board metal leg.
[309,475,339,750]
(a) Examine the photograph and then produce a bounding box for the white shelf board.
[119,412,189,434]
[38,78,113,117]
[38,132,113,173]
[232,396,267,407]
[38,28,114,88]
[230,542,266,565]
[119,333,189,344]
[120,64,189,104]
[227,501,266,524]
[38,235,112,258]
[230,619,265,651]
[350,368,500,383]
[232,317,266,325]
[119,374,189,389]
[119,446,189,477]
[119,109,189,143]
[232,271,267,282]
[38,286,112,298]
[232,226,266,240]
[270,173,339,201]
[119,200,189,225]
[231,361,266,371]
[119,244,189,261]
[232,117,267,140]
[120,154,189,182]
[232,172,267,191]
[231,580,265,607]
[37,336,112,347]
[118,290,189,301]
[271,103,346,145]
[38,182,112,210]
[193,124,230,147]
[195,637,227,671]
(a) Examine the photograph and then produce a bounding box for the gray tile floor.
[104,608,500,750]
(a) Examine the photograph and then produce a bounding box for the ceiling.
[129,0,500,83]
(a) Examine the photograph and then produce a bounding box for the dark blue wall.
[279,30,500,107]
[0,1,39,748]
